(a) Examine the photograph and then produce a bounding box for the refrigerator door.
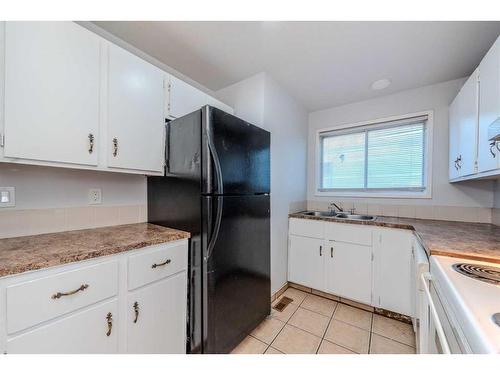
[202,194,270,353]
[202,106,270,195]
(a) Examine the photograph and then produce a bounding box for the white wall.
[0,163,147,238]
[218,73,309,294]
[308,78,496,219]
[0,163,146,209]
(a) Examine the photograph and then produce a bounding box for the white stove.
[430,255,500,354]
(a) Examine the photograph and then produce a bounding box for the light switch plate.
[0,187,15,207]
[88,188,102,205]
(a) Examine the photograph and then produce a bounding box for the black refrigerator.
[147,106,271,354]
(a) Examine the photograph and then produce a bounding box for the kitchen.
[0,8,500,367]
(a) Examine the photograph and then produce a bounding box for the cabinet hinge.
[0,133,4,147]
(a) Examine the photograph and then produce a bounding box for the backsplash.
[0,204,147,239]
[307,200,493,223]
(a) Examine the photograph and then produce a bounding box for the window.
[318,114,430,197]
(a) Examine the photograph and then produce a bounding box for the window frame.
[315,110,433,199]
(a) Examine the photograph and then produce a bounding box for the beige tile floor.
[231,287,416,354]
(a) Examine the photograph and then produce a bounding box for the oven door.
[420,272,468,354]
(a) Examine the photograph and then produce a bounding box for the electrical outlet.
[0,187,15,207]
[88,188,102,205]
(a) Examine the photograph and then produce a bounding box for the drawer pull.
[106,312,113,337]
[51,283,89,299]
[133,301,139,323]
[151,259,171,269]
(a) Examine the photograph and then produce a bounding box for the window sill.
[314,190,432,199]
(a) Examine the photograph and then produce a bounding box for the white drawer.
[6,261,118,334]
[128,242,188,290]
[324,222,373,246]
[7,299,119,354]
[289,218,324,238]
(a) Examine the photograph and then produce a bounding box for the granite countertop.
[289,212,500,264]
[0,223,190,278]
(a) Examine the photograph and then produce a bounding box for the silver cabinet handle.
[112,137,118,157]
[88,133,95,154]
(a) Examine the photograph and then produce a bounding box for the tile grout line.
[267,292,304,353]
[315,299,338,354]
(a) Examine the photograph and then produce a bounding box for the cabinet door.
[325,241,372,305]
[168,75,208,118]
[372,228,413,316]
[4,22,100,166]
[6,299,118,354]
[449,95,461,180]
[457,70,479,176]
[478,36,500,172]
[288,235,324,290]
[107,44,165,172]
[126,272,187,353]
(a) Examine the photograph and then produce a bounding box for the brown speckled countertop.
[0,223,190,278]
[290,212,500,264]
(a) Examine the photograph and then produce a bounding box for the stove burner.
[452,263,500,285]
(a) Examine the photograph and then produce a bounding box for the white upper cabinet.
[449,95,461,180]
[458,69,479,177]
[107,44,165,172]
[478,36,500,173]
[167,75,208,118]
[449,36,500,180]
[3,22,101,166]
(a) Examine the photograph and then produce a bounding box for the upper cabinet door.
[168,75,208,118]
[107,44,165,173]
[449,95,461,180]
[457,69,479,177]
[4,22,100,166]
[478,36,500,173]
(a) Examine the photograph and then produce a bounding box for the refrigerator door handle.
[207,196,223,259]
[206,110,224,195]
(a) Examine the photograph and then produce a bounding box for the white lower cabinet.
[0,240,188,354]
[7,300,119,354]
[288,218,415,316]
[126,272,187,354]
[325,240,372,305]
[372,228,414,317]
[288,235,324,291]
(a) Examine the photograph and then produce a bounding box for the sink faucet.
[328,202,343,213]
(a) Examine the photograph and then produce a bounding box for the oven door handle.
[421,272,451,354]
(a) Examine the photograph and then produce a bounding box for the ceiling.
[94,21,500,111]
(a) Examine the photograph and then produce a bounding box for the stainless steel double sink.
[300,210,377,221]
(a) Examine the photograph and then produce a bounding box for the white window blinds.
[320,116,427,191]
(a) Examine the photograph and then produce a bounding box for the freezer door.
[202,195,270,353]
[202,107,270,195]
